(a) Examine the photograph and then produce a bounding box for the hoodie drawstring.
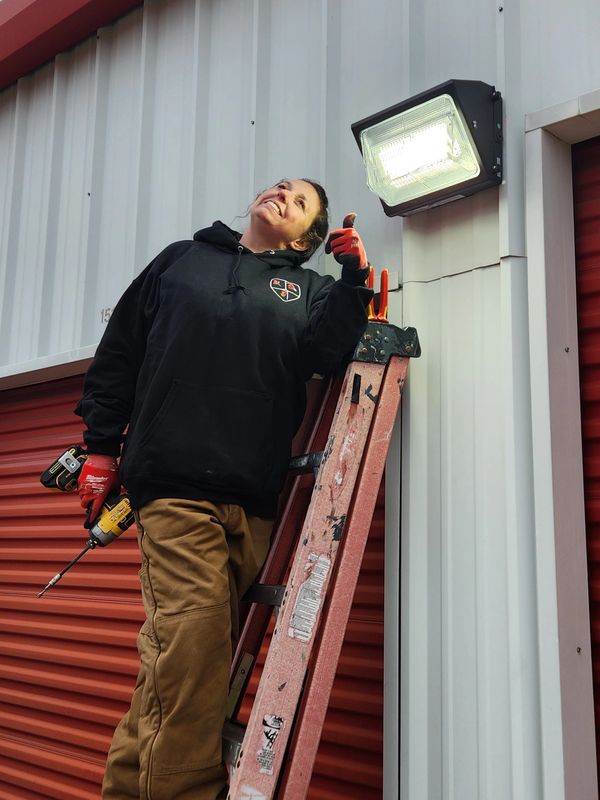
[223,245,246,294]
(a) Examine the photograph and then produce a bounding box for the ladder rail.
[227,377,339,722]
[227,359,389,799]
[279,355,409,797]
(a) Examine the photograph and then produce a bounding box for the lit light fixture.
[351,80,503,216]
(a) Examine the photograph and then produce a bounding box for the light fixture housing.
[351,79,503,216]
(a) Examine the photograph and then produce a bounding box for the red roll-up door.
[0,375,143,799]
[574,134,600,787]
[0,374,385,798]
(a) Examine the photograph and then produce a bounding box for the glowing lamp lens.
[360,94,481,206]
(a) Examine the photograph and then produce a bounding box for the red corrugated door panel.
[574,134,600,789]
[307,480,385,800]
[0,374,384,798]
[0,375,142,800]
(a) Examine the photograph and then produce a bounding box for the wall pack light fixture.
[351,79,503,216]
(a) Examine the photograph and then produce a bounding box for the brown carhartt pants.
[101,498,273,800]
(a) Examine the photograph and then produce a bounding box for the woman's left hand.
[325,212,368,270]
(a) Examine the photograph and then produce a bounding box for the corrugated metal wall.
[399,264,540,799]
[2,0,600,377]
[0,375,385,798]
[0,0,409,374]
[573,134,600,787]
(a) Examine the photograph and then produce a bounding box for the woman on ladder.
[75,177,372,800]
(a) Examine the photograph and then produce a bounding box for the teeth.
[266,200,281,216]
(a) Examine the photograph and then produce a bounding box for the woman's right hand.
[325,212,368,270]
[78,454,120,524]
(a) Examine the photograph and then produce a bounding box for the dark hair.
[299,178,329,259]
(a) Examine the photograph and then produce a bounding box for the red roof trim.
[0,0,143,92]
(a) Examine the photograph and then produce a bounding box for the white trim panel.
[525,119,598,800]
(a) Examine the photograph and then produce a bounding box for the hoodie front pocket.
[139,380,274,497]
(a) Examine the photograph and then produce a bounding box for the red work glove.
[325,212,368,270]
[78,454,120,524]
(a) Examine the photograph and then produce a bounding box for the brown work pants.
[101,498,273,800]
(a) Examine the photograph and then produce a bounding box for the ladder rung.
[242,583,285,607]
[222,718,246,767]
[288,452,323,474]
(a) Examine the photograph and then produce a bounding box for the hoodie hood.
[193,221,308,269]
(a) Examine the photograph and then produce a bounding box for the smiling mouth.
[264,200,282,216]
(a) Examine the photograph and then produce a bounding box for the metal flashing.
[525,88,600,141]
[0,348,94,391]
[0,0,142,91]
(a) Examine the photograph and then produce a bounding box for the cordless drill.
[39,445,87,492]
[37,447,135,596]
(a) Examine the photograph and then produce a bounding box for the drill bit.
[37,542,93,597]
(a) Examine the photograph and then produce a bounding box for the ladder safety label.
[288,554,331,642]
[240,785,266,800]
[257,714,285,775]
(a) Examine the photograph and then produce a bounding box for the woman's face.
[248,179,320,251]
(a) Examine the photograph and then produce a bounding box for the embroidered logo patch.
[270,277,301,303]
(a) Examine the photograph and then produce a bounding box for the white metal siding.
[400,255,545,800]
[0,0,411,374]
[400,267,536,799]
[2,1,600,372]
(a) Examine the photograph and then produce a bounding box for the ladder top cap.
[353,323,421,363]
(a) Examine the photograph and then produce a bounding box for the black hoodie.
[75,222,373,516]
